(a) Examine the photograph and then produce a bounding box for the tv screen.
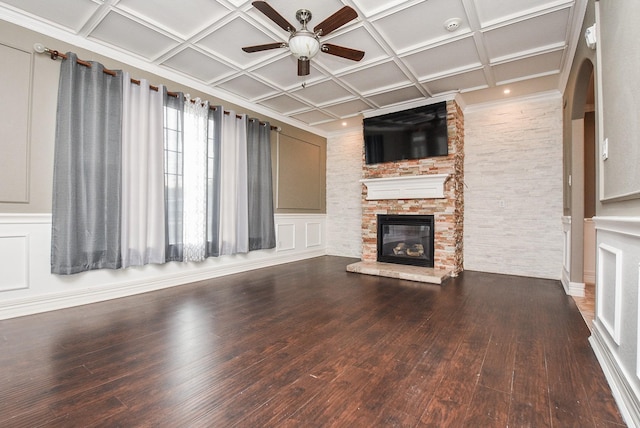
[363,102,448,165]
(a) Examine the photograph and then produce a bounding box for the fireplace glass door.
[377,215,434,267]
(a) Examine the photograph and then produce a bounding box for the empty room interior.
[1,0,639,426]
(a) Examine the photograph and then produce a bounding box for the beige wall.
[596,0,640,213]
[0,19,326,215]
[564,2,640,424]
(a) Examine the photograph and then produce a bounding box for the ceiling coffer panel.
[0,0,584,133]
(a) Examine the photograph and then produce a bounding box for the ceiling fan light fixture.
[288,30,320,59]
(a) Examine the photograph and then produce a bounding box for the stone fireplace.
[347,99,464,284]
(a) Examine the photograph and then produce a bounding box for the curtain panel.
[51,53,123,274]
[51,53,277,275]
[121,72,165,267]
[247,119,276,250]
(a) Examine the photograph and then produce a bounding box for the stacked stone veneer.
[361,100,464,276]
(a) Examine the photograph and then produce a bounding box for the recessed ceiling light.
[503,89,511,94]
[342,121,348,126]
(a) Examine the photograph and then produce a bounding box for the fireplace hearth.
[377,214,434,268]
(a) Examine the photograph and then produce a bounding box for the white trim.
[0,248,326,320]
[594,216,640,238]
[305,222,322,248]
[0,213,51,224]
[361,174,449,200]
[597,243,623,345]
[0,213,327,319]
[591,325,640,428]
[568,281,585,297]
[637,262,640,382]
[562,216,571,291]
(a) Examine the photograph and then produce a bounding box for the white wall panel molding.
[597,243,623,344]
[0,213,51,224]
[0,213,326,319]
[595,216,640,238]
[562,216,572,294]
[0,234,29,292]
[591,325,640,428]
[276,223,296,251]
[305,222,322,248]
[592,215,640,427]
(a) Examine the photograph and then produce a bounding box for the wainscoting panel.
[0,213,326,319]
[306,222,322,248]
[597,243,623,344]
[0,234,29,292]
[590,216,640,427]
[276,223,296,251]
[562,216,572,293]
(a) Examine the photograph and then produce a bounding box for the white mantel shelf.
[360,174,449,200]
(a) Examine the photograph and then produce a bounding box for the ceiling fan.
[242,1,365,76]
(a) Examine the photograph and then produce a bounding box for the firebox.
[377,214,434,268]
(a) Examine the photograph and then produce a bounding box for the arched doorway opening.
[570,60,596,325]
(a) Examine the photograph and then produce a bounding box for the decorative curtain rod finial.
[33,43,60,60]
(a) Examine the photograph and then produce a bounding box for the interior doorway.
[572,64,596,328]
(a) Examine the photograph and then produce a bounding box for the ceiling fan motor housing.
[243,2,364,76]
[295,9,312,26]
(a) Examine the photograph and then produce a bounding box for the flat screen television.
[363,101,448,165]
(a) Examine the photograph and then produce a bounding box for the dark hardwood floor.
[0,256,625,427]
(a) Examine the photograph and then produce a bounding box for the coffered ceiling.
[0,0,587,135]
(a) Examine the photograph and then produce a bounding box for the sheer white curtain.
[219,111,249,255]
[121,72,165,267]
[182,95,209,262]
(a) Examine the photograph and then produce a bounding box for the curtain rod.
[33,43,281,132]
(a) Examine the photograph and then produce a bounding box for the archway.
[569,59,596,317]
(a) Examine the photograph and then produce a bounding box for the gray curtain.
[247,119,276,250]
[206,107,222,257]
[51,53,123,274]
[163,89,184,262]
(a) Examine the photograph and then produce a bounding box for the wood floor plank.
[478,332,517,393]
[463,385,511,427]
[417,324,491,427]
[0,257,625,427]
[509,337,552,427]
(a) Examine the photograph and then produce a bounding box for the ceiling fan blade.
[321,44,365,61]
[242,42,285,53]
[298,59,310,76]
[252,1,295,33]
[313,6,358,36]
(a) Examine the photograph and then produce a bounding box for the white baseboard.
[0,248,326,320]
[0,213,327,320]
[590,324,640,428]
[561,269,585,297]
[569,281,585,297]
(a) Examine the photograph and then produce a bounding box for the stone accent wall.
[326,129,364,258]
[463,94,563,279]
[361,100,464,275]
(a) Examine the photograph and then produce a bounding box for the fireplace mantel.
[360,174,449,200]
